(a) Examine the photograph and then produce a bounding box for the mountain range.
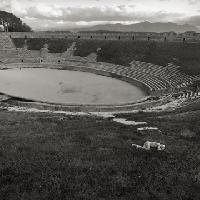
[76,21,199,33]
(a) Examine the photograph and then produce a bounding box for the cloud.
[15,2,184,30]
[188,0,200,4]
[182,15,200,26]
[18,4,182,23]
[0,0,28,16]
[22,5,133,21]
[27,4,63,18]
[0,0,11,11]
[0,0,197,30]
[176,14,200,31]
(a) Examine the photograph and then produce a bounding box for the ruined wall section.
[0,40,97,64]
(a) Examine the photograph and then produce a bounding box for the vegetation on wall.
[13,38,73,52]
[12,38,200,75]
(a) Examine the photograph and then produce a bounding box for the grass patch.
[0,107,200,199]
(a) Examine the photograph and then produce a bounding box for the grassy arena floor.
[0,103,200,199]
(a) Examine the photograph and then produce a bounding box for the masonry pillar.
[40,43,49,59]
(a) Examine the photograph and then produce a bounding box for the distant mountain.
[77,21,199,33]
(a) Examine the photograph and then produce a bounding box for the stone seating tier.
[129,60,194,89]
[0,36,16,50]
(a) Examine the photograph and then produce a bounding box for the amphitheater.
[1,31,200,199]
[0,33,200,112]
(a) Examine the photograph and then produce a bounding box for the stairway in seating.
[0,35,16,49]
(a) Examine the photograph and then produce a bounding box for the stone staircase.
[0,35,16,49]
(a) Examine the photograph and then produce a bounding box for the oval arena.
[0,35,200,112]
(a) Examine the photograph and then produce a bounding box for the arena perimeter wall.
[1,32,200,42]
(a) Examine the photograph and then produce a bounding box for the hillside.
[77,21,199,33]
[0,10,32,32]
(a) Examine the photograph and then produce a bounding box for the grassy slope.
[13,38,200,75]
[0,105,200,199]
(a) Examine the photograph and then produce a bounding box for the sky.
[0,0,200,30]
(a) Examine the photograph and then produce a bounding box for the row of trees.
[0,11,32,32]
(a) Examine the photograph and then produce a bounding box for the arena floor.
[0,67,147,105]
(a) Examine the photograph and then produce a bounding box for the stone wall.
[1,31,200,42]
[0,32,72,39]
[0,42,97,64]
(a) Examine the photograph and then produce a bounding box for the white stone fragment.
[91,112,115,118]
[132,141,165,151]
[113,118,147,125]
[137,127,158,131]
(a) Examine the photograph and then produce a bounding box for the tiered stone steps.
[0,35,16,49]
[85,62,171,91]
[129,60,194,90]
[85,60,196,93]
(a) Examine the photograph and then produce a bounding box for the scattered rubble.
[0,105,89,116]
[144,98,187,112]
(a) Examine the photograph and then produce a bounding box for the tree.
[0,10,32,32]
